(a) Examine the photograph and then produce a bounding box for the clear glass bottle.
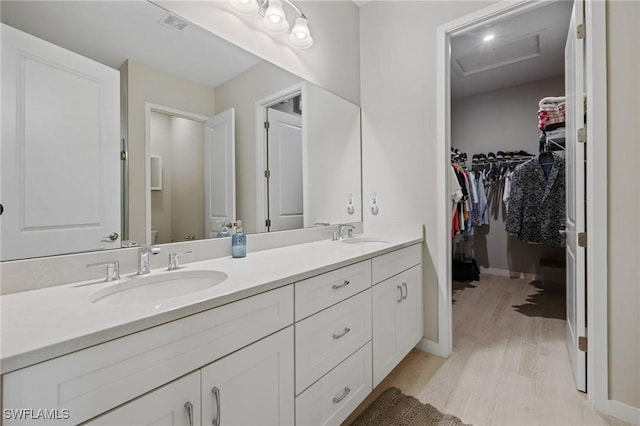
[231,220,246,258]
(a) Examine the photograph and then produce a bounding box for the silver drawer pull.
[332,327,351,339]
[332,280,350,290]
[211,387,221,426]
[397,285,403,303]
[332,386,351,403]
[402,282,408,300]
[184,401,194,426]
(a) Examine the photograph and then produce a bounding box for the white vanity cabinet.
[200,327,294,426]
[2,285,293,426]
[372,245,423,387]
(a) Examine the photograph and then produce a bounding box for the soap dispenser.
[231,220,246,258]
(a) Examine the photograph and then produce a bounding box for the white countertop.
[1,229,422,374]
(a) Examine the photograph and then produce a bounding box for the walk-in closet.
[447,0,581,398]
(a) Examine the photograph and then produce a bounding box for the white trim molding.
[415,338,449,359]
[607,399,640,425]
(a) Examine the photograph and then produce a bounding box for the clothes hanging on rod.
[505,152,566,247]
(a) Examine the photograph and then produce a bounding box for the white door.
[396,266,424,359]
[86,372,201,426]
[372,277,400,387]
[1,24,120,260]
[204,109,236,238]
[266,108,303,232]
[201,327,294,426]
[564,0,587,392]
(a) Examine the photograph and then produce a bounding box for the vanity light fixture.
[229,0,314,49]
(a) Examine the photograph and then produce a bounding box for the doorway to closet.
[445,0,588,394]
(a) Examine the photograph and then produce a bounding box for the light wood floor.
[345,274,629,426]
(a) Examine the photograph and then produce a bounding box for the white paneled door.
[204,108,236,238]
[1,24,120,260]
[564,0,587,392]
[266,107,303,232]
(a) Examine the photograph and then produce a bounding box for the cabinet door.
[396,265,423,358]
[86,372,200,426]
[1,24,120,260]
[372,277,400,387]
[201,327,294,426]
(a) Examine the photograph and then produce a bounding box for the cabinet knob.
[184,402,194,426]
[332,386,351,403]
[332,327,351,340]
[332,280,350,290]
[211,386,221,426]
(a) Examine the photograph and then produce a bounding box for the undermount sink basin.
[88,270,227,305]
[341,237,389,245]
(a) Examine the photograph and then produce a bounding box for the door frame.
[436,0,608,411]
[144,103,209,245]
[254,83,304,233]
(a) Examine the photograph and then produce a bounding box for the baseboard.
[415,338,449,358]
[607,399,640,425]
[479,267,541,281]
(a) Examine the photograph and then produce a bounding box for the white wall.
[360,0,495,342]
[123,59,215,244]
[214,61,302,234]
[452,76,566,275]
[154,0,360,105]
[606,0,640,410]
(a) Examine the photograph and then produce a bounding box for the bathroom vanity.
[1,230,423,426]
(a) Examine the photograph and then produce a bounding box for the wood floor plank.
[343,274,629,426]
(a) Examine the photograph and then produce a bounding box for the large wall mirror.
[0,1,362,261]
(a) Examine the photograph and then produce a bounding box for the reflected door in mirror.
[1,24,120,260]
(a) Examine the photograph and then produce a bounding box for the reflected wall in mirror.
[0,1,362,261]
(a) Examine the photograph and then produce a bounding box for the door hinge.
[577,23,586,39]
[264,120,270,129]
[265,219,271,227]
[120,151,128,161]
[577,128,586,144]
[578,336,587,352]
[578,232,587,248]
[264,170,271,179]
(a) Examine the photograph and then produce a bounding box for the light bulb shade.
[262,0,289,33]
[229,0,259,15]
[288,17,313,49]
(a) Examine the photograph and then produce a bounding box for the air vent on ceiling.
[454,33,541,76]
[160,14,189,32]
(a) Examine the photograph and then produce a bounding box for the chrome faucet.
[337,224,356,240]
[138,245,160,275]
[168,251,192,271]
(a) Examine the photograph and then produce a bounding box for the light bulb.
[289,17,313,49]
[483,34,495,42]
[263,0,289,33]
[229,0,258,15]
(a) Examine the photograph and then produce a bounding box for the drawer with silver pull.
[295,341,372,426]
[295,289,372,393]
[295,259,371,321]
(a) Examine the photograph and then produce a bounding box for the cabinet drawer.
[295,290,371,394]
[296,342,372,426]
[295,260,371,321]
[2,285,293,426]
[372,244,421,284]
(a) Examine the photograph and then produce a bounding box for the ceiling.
[0,1,263,88]
[450,1,573,99]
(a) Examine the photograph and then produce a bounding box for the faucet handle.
[87,260,120,282]
[168,251,192,271]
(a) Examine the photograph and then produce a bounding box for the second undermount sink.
[341,237,389,245]
[88,270,227,305]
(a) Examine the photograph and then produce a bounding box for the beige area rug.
[350,387,471,426]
